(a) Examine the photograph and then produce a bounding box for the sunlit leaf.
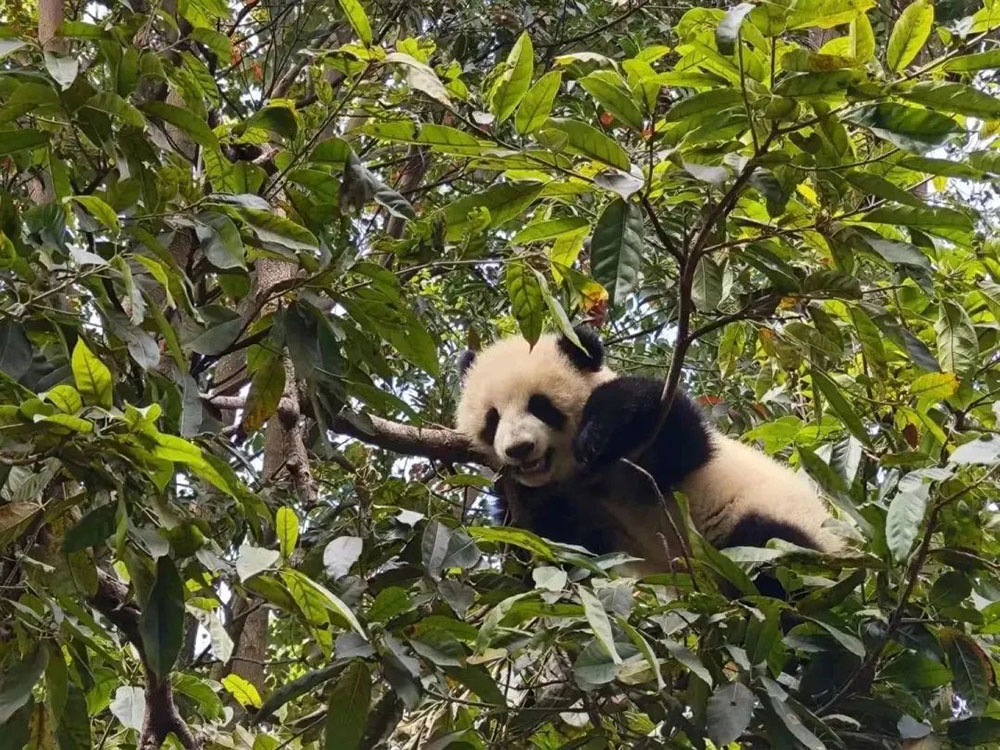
[490,32,533,123]
[886,0,932,72]
[514,71,561,134]
[71,338,113,409]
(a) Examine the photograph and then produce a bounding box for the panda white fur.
[456,325,839,577]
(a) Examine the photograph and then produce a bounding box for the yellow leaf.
[221,674,262,708]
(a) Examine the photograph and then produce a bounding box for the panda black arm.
[573,377,713,489]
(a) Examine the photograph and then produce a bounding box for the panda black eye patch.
[528,394,567,430]
[481,408,499,444]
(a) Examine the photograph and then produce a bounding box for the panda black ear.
[457,350,476,380]
[558,325,604,372]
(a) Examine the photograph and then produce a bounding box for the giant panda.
[455,325,839,578]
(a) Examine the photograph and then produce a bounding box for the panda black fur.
[455,326,839,576]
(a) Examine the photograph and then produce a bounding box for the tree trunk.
[225,258,313,693]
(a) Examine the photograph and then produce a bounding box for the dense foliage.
[2,0,1000,747]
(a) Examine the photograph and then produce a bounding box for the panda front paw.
[573,377,654,472]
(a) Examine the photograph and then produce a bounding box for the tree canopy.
[2,0,1000,747]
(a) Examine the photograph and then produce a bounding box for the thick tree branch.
[203,394,490,466]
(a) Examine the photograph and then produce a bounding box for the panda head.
[456,326,616,487]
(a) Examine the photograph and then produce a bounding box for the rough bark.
[225,258,314,693]
[37,0,65,53]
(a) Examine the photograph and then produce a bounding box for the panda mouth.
[515,448,553,478]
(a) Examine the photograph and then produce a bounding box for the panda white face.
[455,329,615,487]
[480,392,575,486]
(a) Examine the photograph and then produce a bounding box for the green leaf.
[140,101,217,147]
[514,71,561,134]
[0,130,48,156]
[337,0,372,45]
[706,682,755,746]
[899,82,1000,119]
[491,32,534,124]
[543,118,631,170]
[275,507,299,560]
[62,504,117,553]
[55,684,90,750]
[238,208,319,253]
[949,717,1000,746]
[467,526,555,560]
[506,261,545,346]
[236,104,298,140]
[222,674,262,708]
[197,212,246,270]
[863,205,973,232]
[849,12,875,62]
[369,587,413,622]
[774,69,858,96]
[764,695,825,750]
[886,0,932,72]
[0,320,32,380]
[786,0,874,30]
[576,585,621,664]
[579,70,645,130]
[910,372,958,402]
[71,338,113,409]
[861,237,931,271]
[716,3,755,55]
[845,170,923,208]
[442,182,542,240]
[691,257,723,312]
[935,300,978,375]
[281,570,367,637]
[664,89,743,122]
[942,629,992,716]
[886,488,928,562]
[943,49,1000,72]
[324,662,371,750]
[140,556,185,681]
[421,520,452,580]
[850,306,886,375]
[590,198,643,307]
[256,664,345,721]
[242,351,286,433]
[513,216,589,244]
[811,369,870,445]
[616,618,664,690]
[849,103,961,150]
[69,196,119,234]
[0,646,47,724]
[416,124,483,154]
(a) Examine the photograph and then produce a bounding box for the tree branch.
[203,395,491,466]
[90,572,200,750]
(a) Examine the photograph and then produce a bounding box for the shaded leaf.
[707,682,755,746]
[590,198,643,307]
[506,261,545,345]
[324,662,371,750]
[140,556,185,681]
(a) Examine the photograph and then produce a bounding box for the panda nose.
[505,440,535,460]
